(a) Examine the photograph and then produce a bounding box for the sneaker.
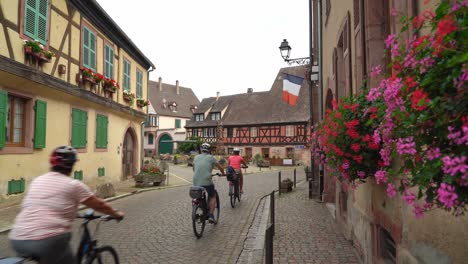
[208,213,216,224]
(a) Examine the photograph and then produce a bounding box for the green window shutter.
[34,99,47,148]
[123,60,130,91]
[24,0,37,40]
[72,109,87,148]
[37,0,48,44]
[82,27,96,71]
[175,119,181,128]
[0,90,7,148]
[80,111,88,148]
[136,71,142,98]
[96,115,108,148]
[105,45,114,79]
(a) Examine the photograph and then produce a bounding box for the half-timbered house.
[185,65,311,165]
[0,0,155,198]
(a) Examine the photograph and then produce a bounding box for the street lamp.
[278,37,317,199]
[278,39,311,65]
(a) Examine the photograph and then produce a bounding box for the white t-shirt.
[9,172,94,240]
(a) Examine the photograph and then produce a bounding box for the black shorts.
[202,184,216,199]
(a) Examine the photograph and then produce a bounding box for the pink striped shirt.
[9,172,94,240]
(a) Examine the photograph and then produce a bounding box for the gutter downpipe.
[317,0,324,199]
[308,0,317,198]
[141,65,156,168]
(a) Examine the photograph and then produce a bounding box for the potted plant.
[134,164,166,187]
[136,98,149,107]
[40,50,55,62]
[23,39,42,55]
[103,78,119,93]
[93,73,104,85]
[123,90,135,105]
[80,67,96,84]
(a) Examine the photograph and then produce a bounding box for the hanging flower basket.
[123,92,135,105]
[136,99,149,108]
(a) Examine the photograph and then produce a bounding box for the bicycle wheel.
[213,191,220,224]
[85,246,119,264]
[192,204,206,238]
[236,180,241,202]
[229,184,236,208]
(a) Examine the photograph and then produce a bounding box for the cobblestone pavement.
[273,183,359,264]
[0,166,303,263]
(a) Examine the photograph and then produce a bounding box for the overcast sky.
[96,0,309,101]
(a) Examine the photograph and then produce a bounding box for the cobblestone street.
[0,166,304,263]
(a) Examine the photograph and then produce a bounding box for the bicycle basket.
[189,186,205,199]
[226,173,238,182]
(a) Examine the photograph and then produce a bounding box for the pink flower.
[391,8,398,16]
[386,183,397,198]
[396,137,417,156]
[375,170,388,184]
[403,190,416,205]
[357,171,366,178]
[371,65,382,77]
[341,161,350,170]
[442,156,468,176]
[385,34,396,49]
[426,147,440,160]
[437,183,458,208]
[351,143,361,153]
[413,204,424,219]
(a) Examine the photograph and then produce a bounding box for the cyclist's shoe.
[208,213,216,224]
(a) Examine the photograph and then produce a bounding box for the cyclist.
[193,143,225,223]
[228,148,248,194]
[9,146,124,264]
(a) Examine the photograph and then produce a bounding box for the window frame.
[250,127,257,137]
[285,125,295,137]
[0,89,35,154]
[194,114,204,121]
[175,119,181,129]
[210,112,221,121]
[123,58,131,92]
[20,0,51,46]
[148,134,154,145]
[81,24,97,71]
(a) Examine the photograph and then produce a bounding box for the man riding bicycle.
[193,143,225,223]
[228,148,248,194]
[9,146,123,264]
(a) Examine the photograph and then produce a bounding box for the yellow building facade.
[316,0,467,263]
[0,0,155,199]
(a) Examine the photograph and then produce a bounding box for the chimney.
[247,88,253,94]
[176,80,180,95]
[216,91,220,100]
[158,77,162,91]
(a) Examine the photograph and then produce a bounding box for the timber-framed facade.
[186,66,311,164]
[0,0,155,198]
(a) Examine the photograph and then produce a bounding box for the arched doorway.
[122,128,137,180]
[158,134,173,154]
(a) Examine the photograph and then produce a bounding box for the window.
[148,134,154,145]
[250,127,257,137]
[261,148,270,159]
[146,115,157,127]
[175,119,181,128]
[23,0,49,45]
[227,127,233,137]
[203,128,215,137]
[286,147,294,159]
[104,44,114,79]
[123,59,131,92]
[95,114,108,149]
[71,108,87,148]
[227,148,233,155]
[194,114,204,121]
[82,26,96,71]
[192,128,198,137]
[136,70,143,98]
[285,125,295,137]
[210,112,221,121]
[5,95,26,146]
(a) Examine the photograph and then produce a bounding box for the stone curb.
[0,183,188,235]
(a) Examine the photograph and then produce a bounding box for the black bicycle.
[189,173,221,238]
[0,209,122,264]
[76,209,122,264]
[228,172,241,208]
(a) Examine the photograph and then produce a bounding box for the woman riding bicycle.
[9,146,124,264]
[193,143,225,223]
[228,148,248,194]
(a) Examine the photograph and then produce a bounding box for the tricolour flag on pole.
[282,74,304,106]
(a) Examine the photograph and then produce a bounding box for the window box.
[123,92,135,105]
[136,99,149,108]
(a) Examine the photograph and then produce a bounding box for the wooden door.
[122,130,134,179]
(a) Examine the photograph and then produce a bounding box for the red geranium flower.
[411,89,430,111]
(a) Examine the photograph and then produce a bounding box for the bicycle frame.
[77,220,97,262]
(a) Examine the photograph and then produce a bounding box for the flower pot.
[24,46,33,55]
[103,86,116,93]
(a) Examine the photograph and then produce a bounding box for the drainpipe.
[140,65,156,168]
[316,0,324,199]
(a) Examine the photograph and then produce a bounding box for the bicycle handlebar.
[77,209,124,221]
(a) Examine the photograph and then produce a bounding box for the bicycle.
[77,209,122,264]
[189,173,221,238]
[0,209,122,264]
[228,165,248,208]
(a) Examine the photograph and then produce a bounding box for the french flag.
[282,74,304,106]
